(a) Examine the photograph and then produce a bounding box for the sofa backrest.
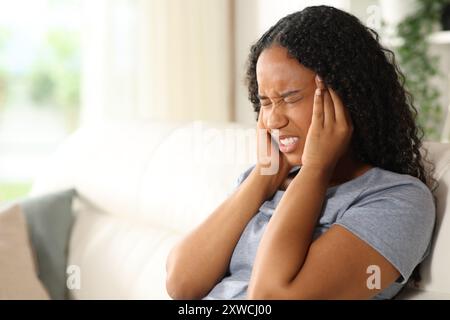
[413,141,450,294]
[32,121,258,231]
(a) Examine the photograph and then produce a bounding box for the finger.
[323,88,336,126]
[257,109,269,133]
[316,75,335,126]
[257,109,264,128]
[329,88,351,126]
[257,126,272,165]
[315,74,325,90]
[258,116,277,155]
[312,87,324,128]
[257,110,272,146]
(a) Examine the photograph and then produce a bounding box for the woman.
[166,6,436,300]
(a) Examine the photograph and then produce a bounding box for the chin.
[285,153,302,167]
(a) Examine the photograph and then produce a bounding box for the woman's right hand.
[254,110,292,199]
[166,110,292,300]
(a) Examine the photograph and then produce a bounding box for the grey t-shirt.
[203,165,436,300]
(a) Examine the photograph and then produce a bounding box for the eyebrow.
[257,90,302,100]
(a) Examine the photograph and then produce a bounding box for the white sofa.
[30,120,450,299]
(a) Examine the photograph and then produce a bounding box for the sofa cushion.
[66,203,179,299]
[20,189,76,300]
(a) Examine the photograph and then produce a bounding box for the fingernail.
[315,88,322,96]
[316,75,323,82]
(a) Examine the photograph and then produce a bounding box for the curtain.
[80,0,233,126]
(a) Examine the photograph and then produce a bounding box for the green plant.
[0,182,32,202]
[395,0,450,140]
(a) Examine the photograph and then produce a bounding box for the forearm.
[166,167,272,299]
[248,165,332,295]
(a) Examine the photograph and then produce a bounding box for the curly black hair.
[246,5,437,284]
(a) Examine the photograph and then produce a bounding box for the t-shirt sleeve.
[334,180,436,284]
[231,165,256,191]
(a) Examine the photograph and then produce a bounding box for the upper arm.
[277,224,400,299]
[252,181,435,300]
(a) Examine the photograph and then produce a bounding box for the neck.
[282,151,373,191]
[328,150,372,188]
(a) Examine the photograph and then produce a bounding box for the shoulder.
[335,168,436,284]
[356,167,435,213]
[346,167,436,231]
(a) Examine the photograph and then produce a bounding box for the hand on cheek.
[256,110,291,171]
[255,110,294,198]
[301,75,353,174]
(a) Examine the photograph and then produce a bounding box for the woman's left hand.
[301,75,353,175]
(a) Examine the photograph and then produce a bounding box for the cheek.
[289,102,314,132]
[302,96,315,122]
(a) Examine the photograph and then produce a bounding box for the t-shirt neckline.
[275,166,378,196]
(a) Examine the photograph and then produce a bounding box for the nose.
[265,105,288,130]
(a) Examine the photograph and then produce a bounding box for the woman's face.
[256,45,317,166]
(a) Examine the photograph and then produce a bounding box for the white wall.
[233,0,259,125]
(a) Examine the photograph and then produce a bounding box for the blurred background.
[1,0,449,202]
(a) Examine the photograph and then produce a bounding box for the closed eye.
[258,90,304,107]
[285,96,303,104]
[259,96,302,108]
[260,99,271,107]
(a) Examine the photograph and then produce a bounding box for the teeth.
[280,137,298,146]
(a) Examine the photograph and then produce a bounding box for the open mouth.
[278,136,299,153]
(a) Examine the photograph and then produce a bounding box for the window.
[0,0,81,202]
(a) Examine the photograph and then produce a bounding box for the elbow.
[247,286,280,300]
[247,291,269,300]
[166,274,193,300]
[247,283,276,300]
[166,271,205,300]
[247,289,278,300]
[247,281,290,300]
[165,262,193,300]
[166,260,205,300]
[248,283,318,300]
